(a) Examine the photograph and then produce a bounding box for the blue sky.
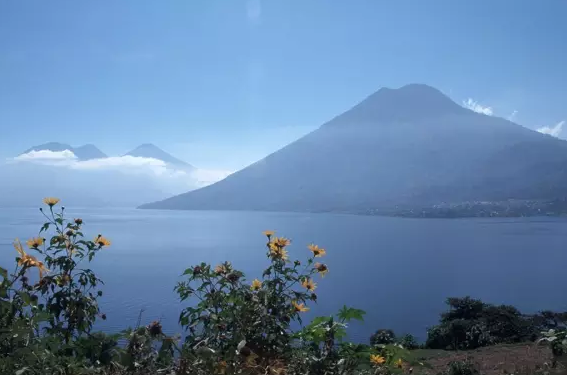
[1,0,566,170]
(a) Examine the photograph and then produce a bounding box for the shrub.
[397,333,419,350]
[371,329,397,346]
[0,199,175,374]
[426,297,538,350]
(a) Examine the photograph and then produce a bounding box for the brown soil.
[414,343,567,375]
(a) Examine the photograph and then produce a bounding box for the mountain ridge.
[139,83,567,213]
[124,143,195,169]
[23,142,108,160]
[21,142,194,169]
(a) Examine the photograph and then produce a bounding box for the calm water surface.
[1,207,566,342]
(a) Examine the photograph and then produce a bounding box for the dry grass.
[414,343,567,375]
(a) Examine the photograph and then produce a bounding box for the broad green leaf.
[182,268,193,276]
[16,291,32,306]
[0,266,7,280]
[338,305,366,322]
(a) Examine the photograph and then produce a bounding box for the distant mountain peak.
[24,142,73,153]
[140,83,565,213]
[22,142,107,160]
[125,144,194,169]
[73,144,107,160]
[326,83,464,127]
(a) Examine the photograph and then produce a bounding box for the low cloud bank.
[3,150,232,207]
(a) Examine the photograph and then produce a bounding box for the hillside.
[140,84,567,213]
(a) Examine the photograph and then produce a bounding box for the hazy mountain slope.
[140,84,567,212]
[73,144,107,160]
[125,144,194,169]
[22,142,107,160]
[23,142,74,154]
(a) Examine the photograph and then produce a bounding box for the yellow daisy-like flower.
[94,235,111,247]
[43,197,60,207]
[272,237,290,247]
[308,244,326,257]
[26,237,44,249]
[14,239,49,277]
[263,230,275,237]
[14,239,26,258]
[251,278,262,291]
[395,358,404,368]
[215,263,229,275]
[314,262,329,277]
[270,246,289,261]
[292,301,309,312]
[14,239,35,266]
[301,278,317,292]
[35,261,49,279]
[370,354,386,366]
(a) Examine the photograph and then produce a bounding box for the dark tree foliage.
[370,328,396,346]
[425,296,559,350]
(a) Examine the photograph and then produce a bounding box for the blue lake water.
[1,207,567,343]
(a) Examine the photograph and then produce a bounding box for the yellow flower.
[272,237,290,247]
[263,230,275,237]
[301,278,317,292]
[292,301,309,312]
[14,239,49,277]
[94,235,111,247]
[14,239,26,258]
[308,244,326,257]
[43,197,60,207]
[370,354,386,366]
[215,263,230,275]
[218,360,227,375]
[270,246,289,261]
[314,262,329,277]
[251,279,262,291]
[395,358,404,368]
[14,239,35,266]
[26,237,44,249]
[35,261,49,279]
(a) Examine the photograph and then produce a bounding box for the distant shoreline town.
[369,199,567,218]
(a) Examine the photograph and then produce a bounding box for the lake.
[1,207,566,343]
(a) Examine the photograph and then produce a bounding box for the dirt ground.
[413,343,567,375]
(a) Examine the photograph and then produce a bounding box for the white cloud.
[507,110,518,122]
[10,150,231,190]
[537,121,565,138]
[15,149,77,162]
[462,98,493,116]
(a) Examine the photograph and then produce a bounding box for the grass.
[413,343,562,375]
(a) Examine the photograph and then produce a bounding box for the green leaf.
[182,268,193,276]
[32,311,52,323]
[0,267,7,280]
[16,291,32,306]
[15,367,29,375]
[40,223,50,233]
[337,305,366,322]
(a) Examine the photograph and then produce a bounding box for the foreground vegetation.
[1,199,566,374]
